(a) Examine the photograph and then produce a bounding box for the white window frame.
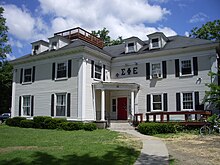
[181,92,195,111]
[94,62,102,80]
[151,62,162,79]
[55,61,68,80]
[150,37,161,49]
[23,68,32,84]
[180,58,193,76]
[22,95,31,117]
[55,93,67,117]
[151,94,163,111]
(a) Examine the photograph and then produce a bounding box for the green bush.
[138,122,178,135]
[20,120,35,128]
[207,114,219,126]
[33,116,52,128]
[83,123,97,131]
[44,118,67,129]
[59,122,84,131]
[5,117,26,127]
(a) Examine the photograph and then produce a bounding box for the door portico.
[92,82,139,121]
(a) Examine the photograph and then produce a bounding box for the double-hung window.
[181,59,192,75]
[94,63,102,80]
[23,96,31,116]
[182,92,193,110]
[151,63,161,78]
[24,68,32,83]
[152,94,162,111]
[56,94,66,116]
[57,62,67,79]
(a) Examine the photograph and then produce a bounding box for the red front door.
[117,97,127,120]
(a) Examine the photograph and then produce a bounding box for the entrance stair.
[108,120,135,131]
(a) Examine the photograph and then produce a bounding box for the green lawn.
[0,125,141,165]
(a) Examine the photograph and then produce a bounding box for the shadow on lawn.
[0,146,140,165]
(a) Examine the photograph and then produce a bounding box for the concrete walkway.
[116,130,169,165]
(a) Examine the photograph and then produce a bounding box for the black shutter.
[193,57,198,76]
[52,63,55,80]
[91,60,94,78]
[20,68,23,84]
[103,64,106,81]
[31,96,34,116]
[51,94,54,116]
[32,66,35,82]
[162,61,167,78]
[175,59,180,77]
[19,96,22,116]
[146,63,150,80]
[194,91,199,110]
[67,93,71,117]
[68,60,72,78]
[176,93,181,111]
[146,94,151,112]
[163,93,168,111]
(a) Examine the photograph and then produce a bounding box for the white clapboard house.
[10,27,220,123]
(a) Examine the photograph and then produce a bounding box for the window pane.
[152,38,159,47]
[24,68,32,82]
[56,106,65,116]
[183,93,193,109]
[153,95,161,102]
[152,94,162,110]
[56,94,66,116]
[95,64,102,79]
[152,63,161,76]
[153,103,162,110]
[181,60,192,75]
[57,63,67,78]
[23,96,30,116]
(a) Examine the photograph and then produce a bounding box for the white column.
[11,69,16,117]
[131,91,135,120]
[101,89,105,121]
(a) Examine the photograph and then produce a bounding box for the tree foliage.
[205,68,220,109]
[0,7,12,113]
[0,7,11,61]
[189,20,220,41]
[92,27,123,46]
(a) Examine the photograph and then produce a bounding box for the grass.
[0,125,141,165]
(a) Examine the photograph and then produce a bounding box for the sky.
[1,0,220,60]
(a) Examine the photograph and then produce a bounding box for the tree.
[189,20,220,41]
[92,28,123,46]
[0,7,12,113]
[205,68,220,110]
[0,7,11,61]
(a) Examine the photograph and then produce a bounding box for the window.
[151,63,161,78]
[52,42,57,50]
[33,45,39,55]
[23,96,31,116]
[57,62,67,79]
[182,93,193,110]
[112,98,116,112]
[181,60,192,75]
[24,68,32,83]
[128,42,135,52]
[56,94,66,116]
[152,94,162,111]
[94,63,102,80]
[152,38,159,48]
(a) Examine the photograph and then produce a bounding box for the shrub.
[59,122,84,131]
[44,118,67,129]
[5,117,26,127]
[83,123,97,131]
[20,120,35,128]
[207,114,219,126]
[33,116,52,128]
[138,122,178,135]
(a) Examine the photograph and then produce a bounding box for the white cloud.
[6,54,16,61]
[189,12,209,23]
[184,31,189,37]
[9,38,23,48]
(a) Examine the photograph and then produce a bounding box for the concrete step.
[109,121,135,130]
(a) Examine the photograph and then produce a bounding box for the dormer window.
[33,45,39,55]
[52,42,57,50]
[128,42,135,53]
[152,38,159,48]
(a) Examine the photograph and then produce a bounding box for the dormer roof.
[124,36,145,45]
[147,32,169,41]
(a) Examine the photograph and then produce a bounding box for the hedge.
[5,117,26,127]
[44,118,67,129]
[20,120,35,128]
[83,123,97,131]
[33,116,52,128]
[138,122,180,135]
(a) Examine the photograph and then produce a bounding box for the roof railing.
[54,27,104,49]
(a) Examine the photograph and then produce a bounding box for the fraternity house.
[10,27,220,124]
